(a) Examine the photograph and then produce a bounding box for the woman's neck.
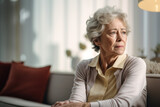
[99,52,119,74]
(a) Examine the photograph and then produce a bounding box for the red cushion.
[0,61,24,91]
[0,63,51,103]
[0,62,11,91]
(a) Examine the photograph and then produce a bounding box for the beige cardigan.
[69,55,147,107]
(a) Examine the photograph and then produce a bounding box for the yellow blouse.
[88,54,126,102]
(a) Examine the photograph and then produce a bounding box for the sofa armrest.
[0,96,50,107]
[146,74,160,107]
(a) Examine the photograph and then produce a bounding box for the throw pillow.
[0,62,11,91]
[0,61,24,91]
[0,63,51,103]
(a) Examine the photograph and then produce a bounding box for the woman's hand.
[51,101,90,107]
[51,100,70,107]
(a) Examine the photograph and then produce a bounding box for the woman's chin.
[114,50,124,55]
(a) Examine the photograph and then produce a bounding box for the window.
[1,0,159,72]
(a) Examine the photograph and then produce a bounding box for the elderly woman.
[52,6,146,107]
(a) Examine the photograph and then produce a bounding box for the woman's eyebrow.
[107,28,117,31]
[121,28,127,30]
[107,28,126,31]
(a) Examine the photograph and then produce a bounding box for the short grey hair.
[86,6,130,52]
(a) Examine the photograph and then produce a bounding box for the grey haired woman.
[52,6,146,107]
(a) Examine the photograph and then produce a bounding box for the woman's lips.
[115,45,124,48]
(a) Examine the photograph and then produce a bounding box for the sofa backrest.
[44,72,74,105]
[146,74,160,107]
[43,72,160,106]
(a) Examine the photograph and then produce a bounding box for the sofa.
[0,72,74,107]
[146,74,160,107]
[0,72,160,107]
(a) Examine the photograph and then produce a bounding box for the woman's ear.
[93,38,101,46]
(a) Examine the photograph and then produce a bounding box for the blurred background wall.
[0,0,160,72]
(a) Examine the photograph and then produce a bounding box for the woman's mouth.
[115,45,124,48]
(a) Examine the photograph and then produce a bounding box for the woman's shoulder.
[75,58,94,76]
[125,55,146,68]
[122,55,146,76]
[77,58,93,67]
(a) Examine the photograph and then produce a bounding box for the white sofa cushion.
[0,96,50,107]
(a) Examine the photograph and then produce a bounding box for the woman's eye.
[110,32,116,35]
[122,31,126,35]
[107,31,117,38]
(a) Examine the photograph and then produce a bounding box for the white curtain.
[0,0,160,72]
[31,0,134,71]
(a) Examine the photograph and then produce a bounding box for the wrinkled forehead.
[105,18,127,30]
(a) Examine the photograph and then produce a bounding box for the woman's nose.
[116,31,122,42]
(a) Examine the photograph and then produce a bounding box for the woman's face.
[96,18,127,56]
